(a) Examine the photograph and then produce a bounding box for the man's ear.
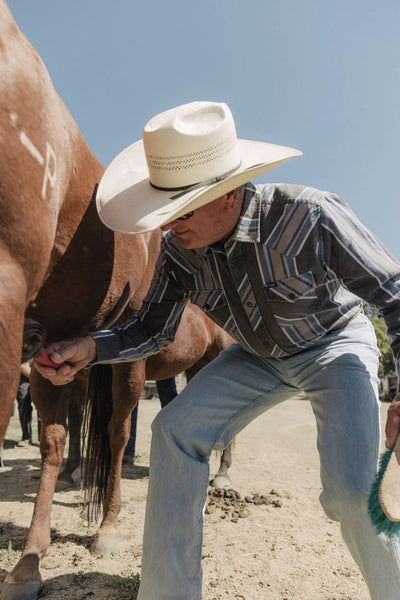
[225,187,239,209]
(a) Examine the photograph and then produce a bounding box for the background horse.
[0,4,234,599]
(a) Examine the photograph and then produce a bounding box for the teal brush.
[368,435,400,536]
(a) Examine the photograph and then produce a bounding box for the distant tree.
[363,302,378,319]
[363,302,395,377]
[370,316,396,376]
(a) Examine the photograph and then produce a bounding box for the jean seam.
[211,381,288,451]
[191,467,210,598]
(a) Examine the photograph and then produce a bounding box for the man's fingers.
[35,349,67,369]
[47,343,79,363]
[33,362,57,378]
[33,336,95,386]
[34,356,77,386]
[385,397,400,448]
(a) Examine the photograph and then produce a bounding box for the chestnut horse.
[0,4,234,599]
[0,0,105,446]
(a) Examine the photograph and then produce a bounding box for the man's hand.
[385,394,400,448]
[33,336,97,386]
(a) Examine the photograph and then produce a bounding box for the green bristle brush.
[368,435,400,536]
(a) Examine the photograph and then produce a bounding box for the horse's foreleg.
[210,441,233,489]
[1,379,70,600]
[0,263,27,447]
[90,361,145,556]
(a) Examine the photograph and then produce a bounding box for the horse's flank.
[0,0,104,442]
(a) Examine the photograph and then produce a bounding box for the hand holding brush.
[368,396,400,536]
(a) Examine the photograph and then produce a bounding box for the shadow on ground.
[0,569,140,600]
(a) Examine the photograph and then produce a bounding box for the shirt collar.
[192,183,262,257]
[226,182,261,245]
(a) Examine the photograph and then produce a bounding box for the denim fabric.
[137,314,400,600]
[16,379,32,442]
[124,403,139,456]
[156,377,178,409]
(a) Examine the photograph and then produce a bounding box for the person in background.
[16,360,34,447]
[123,377,178,464]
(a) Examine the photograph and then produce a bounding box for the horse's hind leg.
[87,361,145,556]
[210,443,233,489]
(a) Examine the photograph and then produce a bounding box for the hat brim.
[96,139,302,234]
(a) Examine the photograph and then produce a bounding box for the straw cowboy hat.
[96,101,302,234]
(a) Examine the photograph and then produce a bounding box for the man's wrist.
[86,335,98,363]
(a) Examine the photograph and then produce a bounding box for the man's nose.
[160,219,177,231]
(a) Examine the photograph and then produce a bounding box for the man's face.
[160,191,241,249]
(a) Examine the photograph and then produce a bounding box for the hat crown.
[143,101,241,189]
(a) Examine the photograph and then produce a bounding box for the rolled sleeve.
[320,192,400,363]
[89,238,188,364]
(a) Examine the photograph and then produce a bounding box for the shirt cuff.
[88,331,121,364]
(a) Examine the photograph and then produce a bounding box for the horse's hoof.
[210,475,231,489]
[55,477,75,492]
[90,534,120,556]
[0,580,41,600]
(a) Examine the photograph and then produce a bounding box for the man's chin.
[176,240,195,249]
[173,233,194,249]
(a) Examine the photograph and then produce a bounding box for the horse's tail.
[81,363,113,522]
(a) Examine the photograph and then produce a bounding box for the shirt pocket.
[263,271,318,304]
[189,289,229,325]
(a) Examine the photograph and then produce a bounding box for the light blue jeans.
[137,313,400,600]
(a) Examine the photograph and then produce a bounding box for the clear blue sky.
[8,0,400,256]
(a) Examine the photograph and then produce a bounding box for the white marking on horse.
[42,142,57,200]
[17,126,57,200]
[10,112,18,127]
[20,131,44,166]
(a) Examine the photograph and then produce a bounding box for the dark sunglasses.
[177,211,194,221]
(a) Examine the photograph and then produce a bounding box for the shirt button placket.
[245,294,256,315]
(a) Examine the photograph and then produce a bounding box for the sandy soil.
[1,396,388,599]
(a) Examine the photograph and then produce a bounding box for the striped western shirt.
[92,182,400,374]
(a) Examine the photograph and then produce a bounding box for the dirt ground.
[1,395,388,600]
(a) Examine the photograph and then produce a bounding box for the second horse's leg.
[210,442,233,489]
